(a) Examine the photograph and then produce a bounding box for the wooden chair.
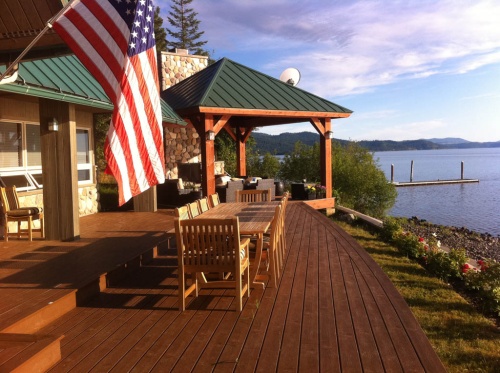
[261,204,282,288]
[187,201,201,219]
[174,205,190,220]
[1,186,44,241]
[235,188,272,203]
[197,197,210,213]
[175,217,250,311]
[208,193,220,208]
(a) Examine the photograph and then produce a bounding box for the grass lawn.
[335,220,500,373]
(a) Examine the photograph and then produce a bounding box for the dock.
[393,178,479,187]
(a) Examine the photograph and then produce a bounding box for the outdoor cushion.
[7,207,42,217]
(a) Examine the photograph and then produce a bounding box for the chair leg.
[3,222,7,242]
[245,265,250,297]
[236,267,242,312]
[179,268,186,311]
[28,216,33,241]
[40,217,44,238]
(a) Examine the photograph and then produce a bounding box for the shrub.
[465,260,500,316]
[426,248,468,281]
[380,217,402,242]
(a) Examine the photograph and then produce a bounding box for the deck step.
[0,333,63,373]
[1,291,77,335]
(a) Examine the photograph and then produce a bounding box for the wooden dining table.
[193,201,278,288]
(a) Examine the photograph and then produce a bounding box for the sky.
[157,0,500,142]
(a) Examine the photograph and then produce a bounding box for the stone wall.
[1,187,98,236]
[164,126,201,179]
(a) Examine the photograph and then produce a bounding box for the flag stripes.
[53,0,165,205]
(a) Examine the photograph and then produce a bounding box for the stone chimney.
[160,48,209,90]
[161,49,210,179]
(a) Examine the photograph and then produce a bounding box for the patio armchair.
[255,178,276,200]
[175,217,250,311]
[216,180,244,203]
[1,186,44,241]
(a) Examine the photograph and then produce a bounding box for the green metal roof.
[162,57,352,116]
[0,55,186,125]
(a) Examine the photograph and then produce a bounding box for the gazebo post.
[201,114,216,196]
[236,127,246,177]
[310,118,333,198]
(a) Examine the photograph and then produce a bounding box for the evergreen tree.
[154,6,167,53]
[166,0,208,56]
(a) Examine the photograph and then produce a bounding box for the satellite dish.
[279,67,301,86]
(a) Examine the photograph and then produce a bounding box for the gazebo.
[161,58,352,199]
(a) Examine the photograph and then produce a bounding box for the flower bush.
[306,185,316,194]
[380,217,500,316]
[465,259,500,316]
[315,184,326,195]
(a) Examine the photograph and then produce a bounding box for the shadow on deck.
[0,203,445,372]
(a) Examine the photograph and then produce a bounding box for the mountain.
[251,132,500,154]
[425,138,471,145]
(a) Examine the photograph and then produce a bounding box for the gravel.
[400,217,500,262]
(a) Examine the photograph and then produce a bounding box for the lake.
[374,148,500,236]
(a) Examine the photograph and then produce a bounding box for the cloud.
[348,120,448,141]
[165,0,500,98]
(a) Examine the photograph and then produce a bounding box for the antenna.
[279,67,301,86]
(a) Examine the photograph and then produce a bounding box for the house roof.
[0,0,72,65]
[0,55,186,125]
[161,57,352,126]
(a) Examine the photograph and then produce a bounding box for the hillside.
[251,132,500,154]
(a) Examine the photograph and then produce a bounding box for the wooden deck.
[0,203,446,372]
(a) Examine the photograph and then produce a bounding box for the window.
[0,122,94,190]
[0,122,22,168]
[77,128,93,184]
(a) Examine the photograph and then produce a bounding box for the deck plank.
[0,204,447,372]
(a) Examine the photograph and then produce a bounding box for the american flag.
[53,0,165,205]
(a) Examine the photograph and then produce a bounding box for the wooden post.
[39,99,80,241]
[461,161,464,180]
[391,164,394,183]
[410,160,414,182]
[133,186,157,212]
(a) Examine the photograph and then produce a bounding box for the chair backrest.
[0,186,21,212]
[175,217,243,268]
[187,201,201,219]
[174,205,190,220]
[197,197,210,213]
[208,193,220,208]
[235,188,271,203]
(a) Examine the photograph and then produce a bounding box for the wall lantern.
[206,130,215,141]
[324,130,333,139]
[48,117,59,132]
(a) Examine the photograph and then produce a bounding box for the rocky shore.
[401,217,500,262]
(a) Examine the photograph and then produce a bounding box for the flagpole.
[0,0,76,82]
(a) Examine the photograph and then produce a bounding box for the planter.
[307,194,316,200]
[316,193,325,199]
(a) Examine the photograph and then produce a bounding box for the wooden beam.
[39,99,80,241]
[213,115,231,135]
[198,107,352,118]
[223,124,237,141]
[309,117,326,135]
